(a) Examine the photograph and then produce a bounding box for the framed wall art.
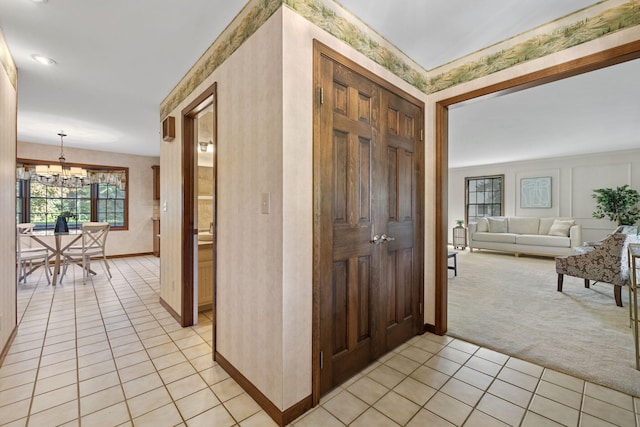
[520,176,552,208]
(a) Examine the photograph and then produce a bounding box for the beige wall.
[0,28,17,356]
[159,5,428,411]
[426,24,640,325]
[161,9,286,406]
[449,149,640,244]
[18,141,159,256]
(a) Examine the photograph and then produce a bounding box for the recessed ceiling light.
[31,54,56,65]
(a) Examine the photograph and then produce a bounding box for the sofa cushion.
[516,234,570,248]
[476,218,489,232]
[488,218,507,233]
[473,232,517,244]
[548,219,575,237]
[508,217,540,235]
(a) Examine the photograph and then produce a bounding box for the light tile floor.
[1,256,638,426]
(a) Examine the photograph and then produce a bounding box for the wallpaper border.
[428,0,640,93]
[160,0,640,118]
[0,29,17,90]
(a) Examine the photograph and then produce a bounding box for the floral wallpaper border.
[160,0,640,118]
[428,0,640,94]
[160,0,282,119]
[283,0,429,91]
[160,0,426,118]
[0,29,17,90]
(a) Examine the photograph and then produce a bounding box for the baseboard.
[45,252,154,266]
[0,325,18,366]
[106,252,154,259]
[215,352,313,427]
[159,297,182,324]
[424,323,436,334]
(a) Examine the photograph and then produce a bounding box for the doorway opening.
[181,85,217,339]
[434,41,640,334]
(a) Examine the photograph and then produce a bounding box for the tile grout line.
[113,258,243,424]
[72,269,82,427]
[23,275,58,427]
[103,257,211,424]
[96,258,166,424]
[83,265,136,425]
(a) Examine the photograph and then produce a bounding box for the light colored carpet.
[447,249,640,397]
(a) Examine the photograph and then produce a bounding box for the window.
[16,180,23,225]
[465,175,504,224]
[16,161,128,231]
[96,183,126,227]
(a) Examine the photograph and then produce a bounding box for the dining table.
[29,229,82,286]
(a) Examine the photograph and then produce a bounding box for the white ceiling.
[1,0,637,165]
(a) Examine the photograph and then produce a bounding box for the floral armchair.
[555,233,631,306]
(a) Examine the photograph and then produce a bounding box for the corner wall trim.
[215,352,313,426]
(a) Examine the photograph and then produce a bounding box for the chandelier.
[16,131,128,190]
[33,131,89,188]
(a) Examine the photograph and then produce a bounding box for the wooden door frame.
[181,83,217,328]
[312,40,425,404]
[433,41,640,335]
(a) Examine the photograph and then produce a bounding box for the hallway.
[1,256,638,426]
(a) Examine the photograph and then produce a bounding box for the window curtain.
[16,165,126,190]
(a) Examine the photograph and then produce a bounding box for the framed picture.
[520,177,552,208]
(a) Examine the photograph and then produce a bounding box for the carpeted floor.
[447,249,640,398]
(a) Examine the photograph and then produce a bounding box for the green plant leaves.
[592,185,640,226]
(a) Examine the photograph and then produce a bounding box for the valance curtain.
[16,165,127,190]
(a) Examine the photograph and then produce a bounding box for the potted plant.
[54,211,76,233]
[455,219,465,228]
[592,185,640,226]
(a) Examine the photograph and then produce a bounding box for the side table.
[448,252,458,276]
[453,226,467,250]
[628,243,640,370]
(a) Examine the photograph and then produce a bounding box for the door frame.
[181,83,217,329]
[432,41,640,335]
[312,40,425,404]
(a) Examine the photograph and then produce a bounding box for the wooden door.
[317,57,381,394]
[315,45,423,396]
[381,89,422,351]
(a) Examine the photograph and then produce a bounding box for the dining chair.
[16,223,51,284]
[61,222,112,284]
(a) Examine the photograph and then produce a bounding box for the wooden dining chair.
[61,222,112,284]
[16,223,51,284]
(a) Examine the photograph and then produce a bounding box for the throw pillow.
[488,218,507,233]
[538,218,556,235]
[476,218,489,232]
[548,219,575,237]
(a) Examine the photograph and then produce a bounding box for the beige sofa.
[468,216,582,257]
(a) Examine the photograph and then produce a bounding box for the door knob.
[371,235,382,244]
[381,234,395,242]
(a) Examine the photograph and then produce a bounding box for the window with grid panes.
[16,180,23,225]
[96,183,126,228]
[465,175,504,225]
[16,180,126,231]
